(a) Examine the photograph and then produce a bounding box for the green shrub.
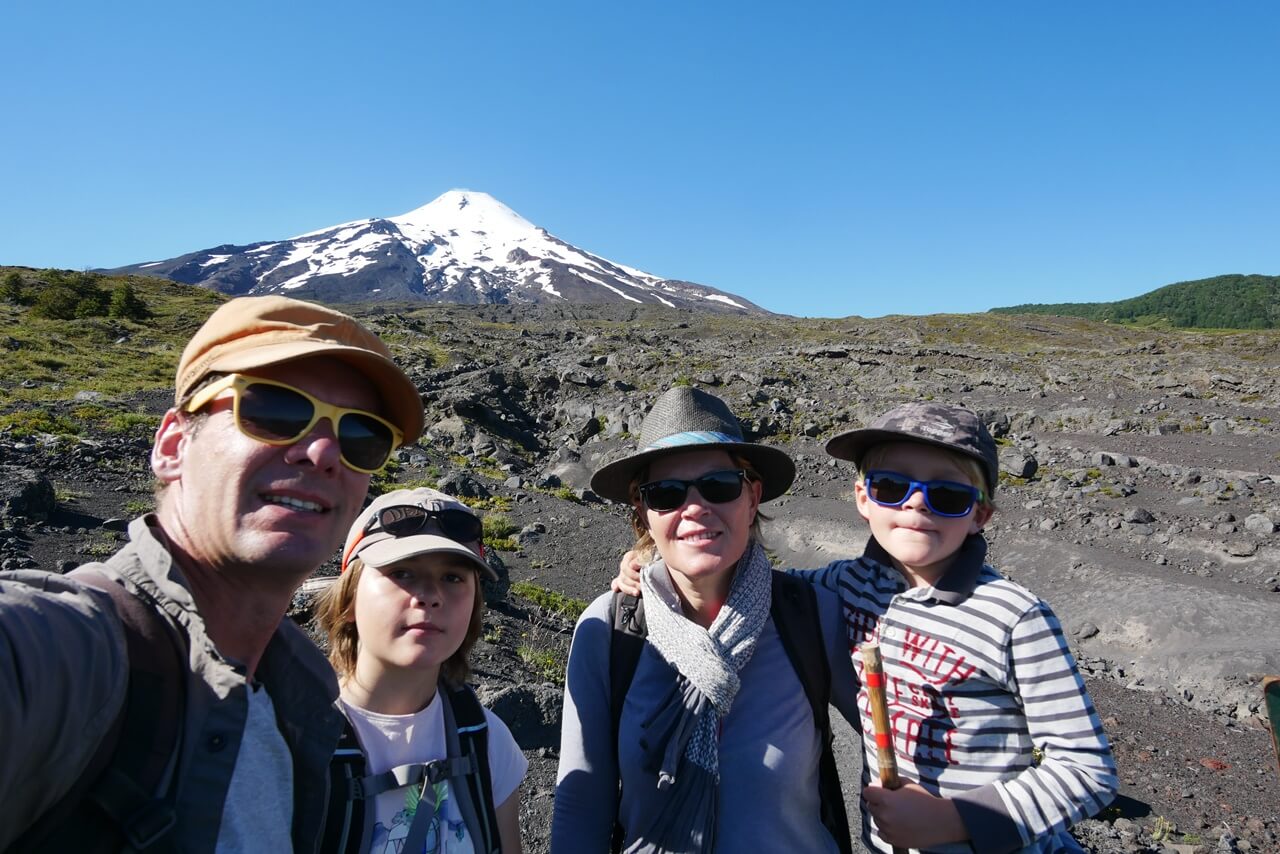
[108,281,150,320]
[517,644,566,683]
[105,412,158,433]
[0,409,80,438]
[368,459,403,496]
[31,286,84,320]
[460,495,513,512]
[511,581,587,620]
[1,271,24,304]
[31,272,109,320]
[483,514,518,539]
[551,486,583,504]
[81,535,119,558]
[122,498,154,516]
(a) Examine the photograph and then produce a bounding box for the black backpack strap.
[319,718,368,854]
[607,591,647,854]
[11,569,187,854]
[769,572,853,854]
[441,682,501,854]
[609,591,646,739]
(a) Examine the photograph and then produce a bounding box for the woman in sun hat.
[551,386,858,854]
[314,487,526,854]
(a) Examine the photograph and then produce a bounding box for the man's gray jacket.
[0,515,344,852]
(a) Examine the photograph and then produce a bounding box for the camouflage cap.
[825,402,998,493]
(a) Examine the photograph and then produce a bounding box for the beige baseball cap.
[174,296,424,443]
[342,487,496,581]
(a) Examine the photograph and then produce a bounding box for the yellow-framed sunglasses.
[183,373,403,473]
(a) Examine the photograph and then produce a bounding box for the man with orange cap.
[0,296,424,853]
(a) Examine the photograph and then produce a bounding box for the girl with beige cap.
[315,488,525,854]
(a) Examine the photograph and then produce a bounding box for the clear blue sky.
[3,2,1277,318]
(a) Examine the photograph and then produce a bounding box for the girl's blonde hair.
[313,556,486,689]
[627,450,770,562]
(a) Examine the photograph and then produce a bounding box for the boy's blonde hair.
[860,442,998,510]
[313,556,486,689]
[626,450,769,562]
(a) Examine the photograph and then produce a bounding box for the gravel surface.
[3,304,1278,852]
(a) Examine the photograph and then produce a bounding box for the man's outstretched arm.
[0,571,129,850]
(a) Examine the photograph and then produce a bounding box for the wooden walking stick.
[862,642,907,854]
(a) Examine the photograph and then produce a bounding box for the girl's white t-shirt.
[340,692,527,854]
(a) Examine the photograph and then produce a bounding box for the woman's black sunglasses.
[863,470,983,518]
[638,469,747,512]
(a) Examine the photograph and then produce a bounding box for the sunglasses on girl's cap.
[342,504,485,571]
[183,373,402,474]
[863,470,983,518]
[638,469,748,512]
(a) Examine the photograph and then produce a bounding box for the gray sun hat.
[590,386,796,503]
[341,487,496,581]
[825,402,999,494]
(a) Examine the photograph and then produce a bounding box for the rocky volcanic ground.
[1,304,1278,852]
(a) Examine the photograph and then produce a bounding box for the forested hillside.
[991,274,1280,329]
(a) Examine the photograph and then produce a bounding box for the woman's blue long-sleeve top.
[552,580,860,853]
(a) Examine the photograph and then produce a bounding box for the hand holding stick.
[1265,675,1280,776]
[862,641,907,854]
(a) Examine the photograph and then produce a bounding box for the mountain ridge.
[107,190,770,314]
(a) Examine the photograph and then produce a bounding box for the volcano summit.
[111,190,766,313]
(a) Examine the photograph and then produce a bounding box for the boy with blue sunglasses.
[810,401,1117,853]
[614,401,1118,852]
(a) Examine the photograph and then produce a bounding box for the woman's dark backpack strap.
[608,591,647,740]
[10,568,187,854]
[440,682,502,854]
[769,571,853,854]
[607,591,647,853]
[319,718,369,854]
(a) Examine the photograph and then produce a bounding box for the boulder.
[436,472,490,500]
[482,551,511,604]
[1124,507,1156,524]
[999,448,1038,479]
[1244,513,1277,534]
[0,467,56,521]
[427,416,471,444]
[480,683,563,749]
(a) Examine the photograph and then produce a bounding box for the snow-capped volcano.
[111,191,767,313]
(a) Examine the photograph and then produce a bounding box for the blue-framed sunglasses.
[863,470,984,518]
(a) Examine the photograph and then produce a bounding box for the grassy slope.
[0,270,224,405]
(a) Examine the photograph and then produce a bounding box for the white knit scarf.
[630,541,772,853]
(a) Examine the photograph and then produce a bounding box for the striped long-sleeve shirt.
[790,534,1116,854]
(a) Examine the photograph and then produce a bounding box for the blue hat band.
[645,430,741,451]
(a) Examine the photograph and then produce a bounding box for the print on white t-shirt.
[341,690,527,854]
[368,777,469,854]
